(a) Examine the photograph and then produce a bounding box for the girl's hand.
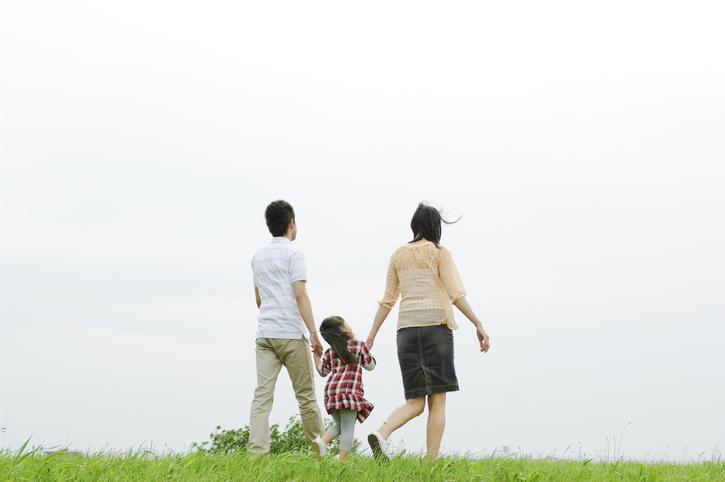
[313,352,324,377]
[309,332,323,357]
[365,337,374,350]
[477,325,490,353]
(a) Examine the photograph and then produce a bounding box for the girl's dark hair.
[409,202,459,248]
[265,200,295,237]
[319,316,356,365]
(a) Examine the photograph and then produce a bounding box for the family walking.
[248,200,490,462]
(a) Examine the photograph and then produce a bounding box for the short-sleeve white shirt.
[251,237,308,339]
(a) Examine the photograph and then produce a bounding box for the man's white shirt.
[251,237,308,339]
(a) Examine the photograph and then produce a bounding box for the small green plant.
[193,415,360,455]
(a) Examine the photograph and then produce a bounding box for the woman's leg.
[425,393,446,461]
[378,397,426,440]
[337,409,357,460]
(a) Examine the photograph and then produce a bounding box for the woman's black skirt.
[396,323,459,399]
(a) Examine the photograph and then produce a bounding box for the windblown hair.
[319,316,356,365]
[265,200,295,237]
[409,201,459,248]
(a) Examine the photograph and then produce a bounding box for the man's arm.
[292,280,322,356]
[254,287,261,308]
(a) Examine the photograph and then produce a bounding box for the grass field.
[2,446,724,482]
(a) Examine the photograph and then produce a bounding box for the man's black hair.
[265,200,295,237]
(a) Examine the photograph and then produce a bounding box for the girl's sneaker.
[367,431,391,461]
[310,437,328,459]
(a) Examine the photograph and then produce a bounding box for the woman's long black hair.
[409,202,459,248]
[319,316,356,365]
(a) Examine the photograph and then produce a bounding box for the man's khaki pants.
[248,337,324,454]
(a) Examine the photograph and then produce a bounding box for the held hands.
[312,350,324,377]
[476,325,490,353]
[365,337,374,350]
[310,332,323,357]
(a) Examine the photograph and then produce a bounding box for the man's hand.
[310,332,323,357]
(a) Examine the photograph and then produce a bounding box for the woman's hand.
[453,297,490,353]
[477,325,490,353]
[366,305,391,352]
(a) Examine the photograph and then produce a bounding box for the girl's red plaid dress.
[319,339,376,423]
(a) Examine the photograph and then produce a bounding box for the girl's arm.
[313,352,325,377]
[453,296,490,353]
[360,342,377,371]
[365,305,391,350]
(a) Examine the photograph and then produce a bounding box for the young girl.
[311,316,376,461]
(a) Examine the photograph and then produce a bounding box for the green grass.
[1,447,724,481]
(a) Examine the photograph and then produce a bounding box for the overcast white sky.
[2,1,724,461]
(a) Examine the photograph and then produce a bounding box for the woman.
[365,202,490,461]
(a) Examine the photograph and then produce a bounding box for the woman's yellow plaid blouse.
[378,240,466,330]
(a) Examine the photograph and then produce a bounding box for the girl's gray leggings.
[327,409,357,452]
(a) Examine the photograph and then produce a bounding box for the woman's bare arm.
[453,296,490,353]
[365,305,391,350]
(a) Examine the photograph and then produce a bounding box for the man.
[248,200,325,454]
